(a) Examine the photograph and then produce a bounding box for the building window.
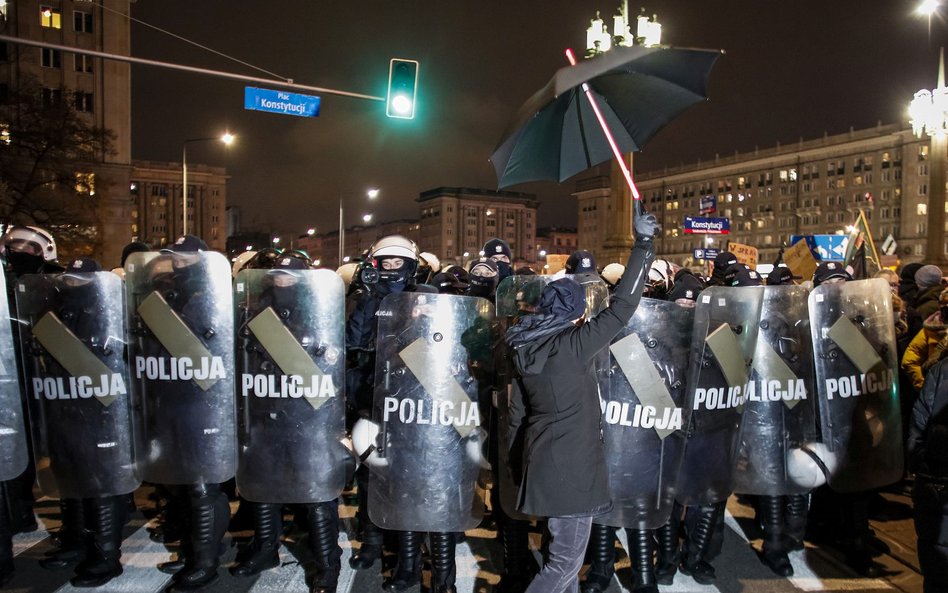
[74,54,93,73]
[920,183,929,196]
[918,203,928,216]
[74,172,95,195]
[41,48,61,69]
[41,88,62,107]
[74,91,93,113]
[41,6,62,28]
[74,10,93,33]
[920,164,929,176]
[919,145,929,161]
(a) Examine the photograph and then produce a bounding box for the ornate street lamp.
[909,49,948,265]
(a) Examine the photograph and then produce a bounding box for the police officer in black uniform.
[345,236,431,582]
[1,227,66,573]
[135,235,232,591]
[230,252,344,593]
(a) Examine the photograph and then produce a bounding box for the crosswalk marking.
[5,498,914,593]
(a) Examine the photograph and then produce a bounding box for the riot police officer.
[345,235,424,575]
[127,235,235,591]
[1,227,63,569]
[17,257,136,587]
[231,253,345,593]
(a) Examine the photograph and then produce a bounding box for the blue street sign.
[790,234,848,261]
[244,87,320,118]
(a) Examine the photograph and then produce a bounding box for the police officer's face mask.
[5,250,44,275]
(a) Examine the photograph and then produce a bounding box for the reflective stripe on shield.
[32,312,118,407]
[248,307,330,410]
[137,292,220,392]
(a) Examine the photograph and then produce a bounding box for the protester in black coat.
[505,212,657,593]
[908,357,948,593]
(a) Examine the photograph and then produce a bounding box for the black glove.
[634,211,661,243]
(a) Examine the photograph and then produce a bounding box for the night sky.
[129,1,947,236]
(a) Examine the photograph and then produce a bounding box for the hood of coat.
[923,311,948,335]
[505,313,574,375]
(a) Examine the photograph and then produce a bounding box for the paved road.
[2,489,924,593]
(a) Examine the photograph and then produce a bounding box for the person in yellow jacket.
[902,289,948,392]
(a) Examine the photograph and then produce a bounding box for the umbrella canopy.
[491,45,722,188]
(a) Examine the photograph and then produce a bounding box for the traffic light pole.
[0,35,385,103]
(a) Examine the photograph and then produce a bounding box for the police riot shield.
[125,251,236,485]
[234,268,348,503]
[676,286,763,506]
[368,292,493,532]
[493,275,609,519]
[16,272,139,498]
[809,278,902,492]
[0,272,29,481]
[733,286,818,496]
[596,298,694,530]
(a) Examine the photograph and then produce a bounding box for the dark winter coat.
[506,243,653,517]
[908,356,948,592]
[908,357,948,479]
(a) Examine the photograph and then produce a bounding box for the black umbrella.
[490,45,721,191]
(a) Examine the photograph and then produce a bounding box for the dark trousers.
[914,478,948,593]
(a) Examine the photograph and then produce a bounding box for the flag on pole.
[843,209,881,279]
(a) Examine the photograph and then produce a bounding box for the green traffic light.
[386,58,419,119]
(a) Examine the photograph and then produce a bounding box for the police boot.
[784,494,808,551]
[306,502,341,593]
[348,472,382,570]
[653,517,679,585]
[0,489,14,586]
[41,498,86,569]
[496,518,533,593]
[581,523,615,593]
[679,504,717,585]
[71,496,124,587]
[629,529,658,593]
[382,530,421,591]
[230,502,281,577]
[759,496,793,577]
[4,473,37,534]
[430,532,456,593]
[170,485,229,591]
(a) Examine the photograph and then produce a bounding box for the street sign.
[244,87,320,118]
[699,195,717,215]
[790,234,848,261]
[693,247,720,261]
[684,217,730,234]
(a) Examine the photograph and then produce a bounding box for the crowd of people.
[0,221,945,593]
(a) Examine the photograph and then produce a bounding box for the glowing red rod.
[565,48,641,202]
